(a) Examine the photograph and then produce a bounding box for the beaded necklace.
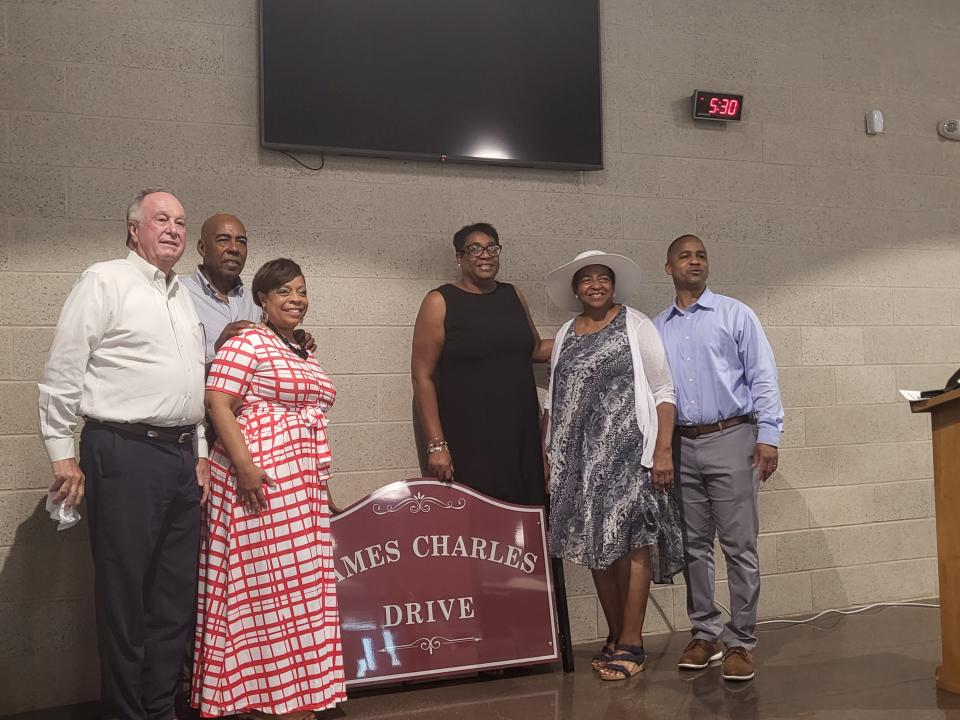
[266,320,309,359]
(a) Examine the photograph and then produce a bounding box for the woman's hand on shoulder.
[214,320,258,354]
[293,328,317,353]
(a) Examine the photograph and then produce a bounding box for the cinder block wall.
[1,0,958,712]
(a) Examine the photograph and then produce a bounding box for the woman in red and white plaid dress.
[192,259,346,720]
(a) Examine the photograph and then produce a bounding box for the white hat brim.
[546,251,641,313]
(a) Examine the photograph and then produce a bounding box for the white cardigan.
[543,305,676,470]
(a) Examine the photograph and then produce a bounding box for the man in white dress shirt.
[38,188,208,720]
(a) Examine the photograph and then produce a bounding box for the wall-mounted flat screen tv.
[260,0,603,170]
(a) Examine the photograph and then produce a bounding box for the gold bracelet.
[426,441,448,455]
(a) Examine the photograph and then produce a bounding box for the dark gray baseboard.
[1,702,99,720]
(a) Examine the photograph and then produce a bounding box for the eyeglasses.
[462,243,502,257]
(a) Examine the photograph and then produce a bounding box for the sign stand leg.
[550,556,576,673]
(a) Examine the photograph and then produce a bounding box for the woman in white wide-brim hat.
[542,250,684,681]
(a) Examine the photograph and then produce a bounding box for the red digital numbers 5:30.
[692,90,744,122]
[708,96,739,116]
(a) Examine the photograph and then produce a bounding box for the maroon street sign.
[330,479,559,687]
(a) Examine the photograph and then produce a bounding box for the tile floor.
[341,603,960,720]
[11,602,960,720]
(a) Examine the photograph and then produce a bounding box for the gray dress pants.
[678,422,761,649]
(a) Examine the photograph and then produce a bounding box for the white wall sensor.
[865,110,884,135]
[938,119,960,140]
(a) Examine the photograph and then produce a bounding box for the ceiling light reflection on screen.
[470,140,513,161]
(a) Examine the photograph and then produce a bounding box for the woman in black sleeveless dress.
[412,223,552,505]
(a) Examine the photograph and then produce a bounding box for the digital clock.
[692,90,744,122]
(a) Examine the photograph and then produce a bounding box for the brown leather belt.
[677,414,753,440]
[85,418,195,444]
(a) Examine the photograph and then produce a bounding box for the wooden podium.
[910,386,960,694]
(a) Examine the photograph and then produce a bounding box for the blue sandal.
[591,635,617,671]
[599,643,646,681]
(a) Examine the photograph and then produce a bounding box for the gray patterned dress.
[548,307,684,582]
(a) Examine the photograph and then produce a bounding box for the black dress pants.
[80,424,200,720]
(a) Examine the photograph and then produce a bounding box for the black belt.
[677,414,753,439]
[85,418,196,444]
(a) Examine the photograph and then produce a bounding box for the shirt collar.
[695,287,716,308]
[668,287,715,317]
[126,250,178,292]
[194,265,245,297]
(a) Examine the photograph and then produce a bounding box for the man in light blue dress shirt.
[180,213,261,364]
[653,234,783,682]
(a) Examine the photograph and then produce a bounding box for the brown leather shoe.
[677,638,722,670]
[722,646,755,681]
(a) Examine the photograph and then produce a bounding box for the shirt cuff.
[45,436,77,463]
[194,423,208,459]
[653,390,676,406]
[757,426,781,447]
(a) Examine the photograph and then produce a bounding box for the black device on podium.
[920,368,960,399]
